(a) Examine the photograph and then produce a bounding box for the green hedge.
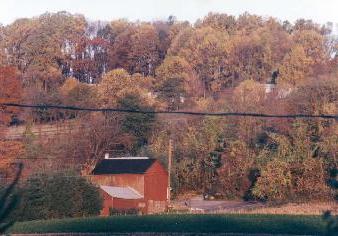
[10,214,326,235]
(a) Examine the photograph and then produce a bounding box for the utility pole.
[168,138,173,205]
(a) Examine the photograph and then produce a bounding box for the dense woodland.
[0,12,337,203]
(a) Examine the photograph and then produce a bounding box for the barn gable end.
[90,157,168,215]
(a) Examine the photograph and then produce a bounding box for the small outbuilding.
[90,157,168,215]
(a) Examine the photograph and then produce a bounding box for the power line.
[0,172,172,180]
[1,103,338,120]
[0,175,93,180]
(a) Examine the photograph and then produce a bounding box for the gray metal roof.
[100,185,143,200]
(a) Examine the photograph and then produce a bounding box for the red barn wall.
[100,191,113,216]
[100,191,146,215]
[144,161,168,213]
[112,198,146,214]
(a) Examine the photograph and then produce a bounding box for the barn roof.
[92,157,156,175]
[100,185,143,199]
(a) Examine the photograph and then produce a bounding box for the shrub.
[252,157,332,202]
[109,208,140,216]
[13,172,102,221]
[0,163,23,233]
[252,160,292,202]
[292,159,330,201]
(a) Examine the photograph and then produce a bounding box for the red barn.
[90,157,168,215]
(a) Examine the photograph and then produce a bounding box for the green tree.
[0,163,23,233]
[323,168,337,235]
[148,117,224,194]
[117,94,156,152]
[202,135,225,195]
[252,127,332,202]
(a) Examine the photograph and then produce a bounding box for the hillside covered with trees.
[0,11,337,205]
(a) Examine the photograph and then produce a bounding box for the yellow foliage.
[59,77,79,96]
[279,45,313,86]
[98,68,154,107]
[233,80,265,111]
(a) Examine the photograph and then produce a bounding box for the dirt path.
[173,197,264,213]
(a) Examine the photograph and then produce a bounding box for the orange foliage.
[0,140,25,174]
[0,66,22,125]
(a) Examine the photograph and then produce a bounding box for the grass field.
[228,202,338,215]
[9,214,327,235]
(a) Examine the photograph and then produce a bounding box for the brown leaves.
[2,12,87,90]
[279,45,312,86]
[98,69,153,108]
[0,140,24,174]
[0,66,22,125]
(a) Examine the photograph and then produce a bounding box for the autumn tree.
[232,80,266,143]
[3,12,87,90]
[155,56,198,110]
[0,141,24,179]
[196,13,237,35]
[286,76,337,173]
[169,27,231,95]
[98,19,131,45]
[59,77,79,96]
[233,79,266,111]
[236,13,264,35]
[71,35,109,83]
[0,11,336,205]
[293,30,327,65]
[287,76,338,115]
[256,18,291,65]
[293,19,323,34]
[2,18,38,72]
[279,45,312,86]
[59,78,98,118]
[228,34,273,85]
[0,66,22,125]
[98,68,152,108]
[22,86,62,123]
[128,24,160,76]
[109,26,135,71]
[0,24,6,65]
[218,140,253,199]
[167,21,191,44]
[252,126,332,202]
[252,159,293,202]
[148,117,224,193]
[153,19,172,60]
